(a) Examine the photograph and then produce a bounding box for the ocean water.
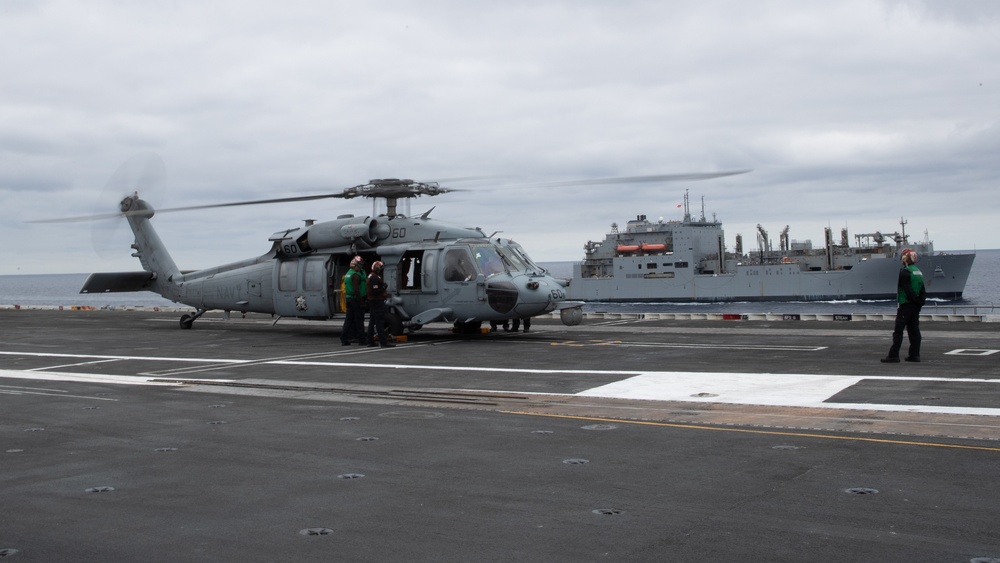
[1,249,997,315]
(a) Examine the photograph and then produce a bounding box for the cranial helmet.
[372,260,384,271]
[901,248,918,264]
[351,256,363,266]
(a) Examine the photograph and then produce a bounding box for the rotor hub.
[120,195,137,213]
[341,179,446,200]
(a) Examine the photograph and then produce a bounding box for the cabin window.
[646,262,657,269]
[422,253,436,290]
[303,259,325,291]
[675,261,689,268]
[278,261,298,291]
[400,251,423,290]
[662,263,673,268]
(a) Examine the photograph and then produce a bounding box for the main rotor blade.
[145,192,346,214]
[139,181,469,215]
[27,192,347,223]
[29,211,131,224]
[28,170,749,224]
[531,170,752,187]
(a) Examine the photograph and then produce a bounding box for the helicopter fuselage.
[82,198,582,333]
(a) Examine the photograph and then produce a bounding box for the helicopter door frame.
[397,249,439,295]
[441,246,486,303]
[273,256,333,318]
[329,258,351,315]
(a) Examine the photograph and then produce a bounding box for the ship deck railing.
[543,304,999,323]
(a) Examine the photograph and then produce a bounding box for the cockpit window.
[472,246,506,278]
[444,248,477,282]
[507,241,544,273]
[497,245,528,271]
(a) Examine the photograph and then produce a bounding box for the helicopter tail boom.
[119,196,183,301]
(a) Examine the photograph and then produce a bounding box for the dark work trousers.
[887,303,921,359]
[367,300,390,345]
[341,298,367,345]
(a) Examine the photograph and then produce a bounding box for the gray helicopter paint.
[85,194,580,333]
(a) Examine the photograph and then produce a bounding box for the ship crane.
[756,224,771,262]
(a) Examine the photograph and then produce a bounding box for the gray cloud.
[3,0,997,274]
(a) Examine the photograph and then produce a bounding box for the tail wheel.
[179,309,206,329]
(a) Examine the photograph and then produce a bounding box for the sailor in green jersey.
[340,256,368,346]
[881,248,926,363]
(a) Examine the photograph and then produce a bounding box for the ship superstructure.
[568,194,975,303]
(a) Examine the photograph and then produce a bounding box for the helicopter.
[45,158,748,336]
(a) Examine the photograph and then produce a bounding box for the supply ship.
[567,194,975,303]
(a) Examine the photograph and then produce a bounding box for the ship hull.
[568,253,974,303]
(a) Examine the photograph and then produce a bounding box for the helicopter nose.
[485,279,518,314]
[521,276,564,312]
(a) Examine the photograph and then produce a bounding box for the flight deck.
[2,309,999,561]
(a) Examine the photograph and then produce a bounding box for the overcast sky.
[2,0,997,275]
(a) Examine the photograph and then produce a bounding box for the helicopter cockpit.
[444,248,478,282]
[497,240,546,275]
[461,239,549,280]
[472,246,505,278]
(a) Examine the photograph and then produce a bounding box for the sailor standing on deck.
[366,261,395,347]
[881,248,926,363]
[340,256,368,346]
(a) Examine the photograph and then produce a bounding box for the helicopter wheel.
[454,320,483,335]
[179,314,194,330]
[386,311,405,337]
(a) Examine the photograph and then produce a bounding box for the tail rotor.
[90,152,167,259]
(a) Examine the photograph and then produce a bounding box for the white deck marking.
[27,359,122,371]
[0,350,248,364]
[549,339,825,351]
[577,372,1000,416]
[0,369,192,386]
[271,360,642,375]
[1,350,998,416]
[945,349,999,356]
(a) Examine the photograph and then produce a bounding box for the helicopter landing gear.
[386,311,405,337]
[179,309,207,329]
[453,320,483,335]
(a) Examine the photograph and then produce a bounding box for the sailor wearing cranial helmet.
[340,256,368,346]
[881,248,926,363]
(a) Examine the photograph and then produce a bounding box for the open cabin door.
[397,249,437,295]
[329,259,352,315]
